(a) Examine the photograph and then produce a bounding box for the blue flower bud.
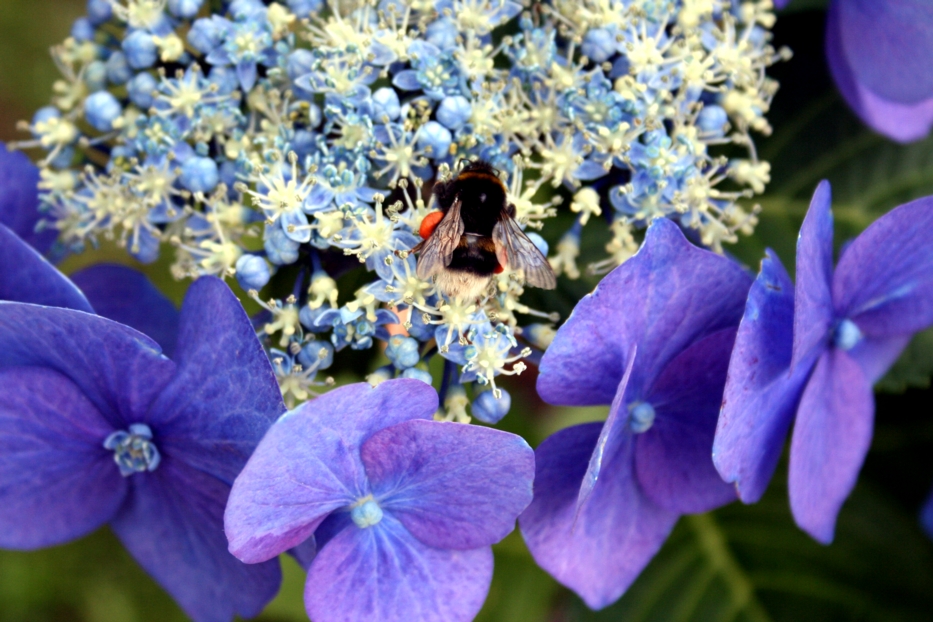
[372,87,401,121]
[188,17,225,55]
[386,335,421,369]
[168,0,205,18]
[84,91,122,132]
[833,319,863,351]
[122,30,157,69]
[287,49,315,81]
[401,367,433,385]
[472,389,511,424]
[180,156,219,193]
[526,231,548,256]
[287,0,323,18]
[235,254,271,291]
[629,402,656,434]
[105,51,132,85]
[31,106,60,135]
[129,227,160,264]
[697,105,729,136]
[84,61,108,93]
[264,224,300,265]
[87,0,113,25]
[127,72,158,109]
[436,95,471,130]
[71,17,96,42]
[582,27,617,63]
[417,121,452,159]
[425,17,458,51]
[298,340,334,370]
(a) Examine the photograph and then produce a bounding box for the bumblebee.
[414,161,557,300]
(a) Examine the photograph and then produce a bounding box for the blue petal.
[144,277,284,485]
[304,514,493,622]
[112,459,281,622]
[0,367,126,548]
[0,145,56,254]
[70,264,179,357]
[281,209,311,243]
[392,69,422,91]
[714,250,811,503]
[791,181,835,371]
[0,303,175,429]
[0,224,92,312]
[237,61,258,92]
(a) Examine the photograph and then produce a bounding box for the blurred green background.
[2,2,933,621]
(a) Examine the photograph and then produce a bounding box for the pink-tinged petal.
[792,181,835,371]
[538,218,751,406]
[635,329,737,514]
[836,0,933,105]
[0,224,92,312]
[519,424,678,610]
[833,197,933,339]
[714,251,811,503]
[70,265,179,357]
[0,303,175,429]
[112,459,281,622]
[361,420,534,550]
[304,514,492,622]
[789,348,874,544]
[0,146,56,254]
[145,277,283,485]
[225,380,438,564]
[0,367,126,548]
[826,2,933,143]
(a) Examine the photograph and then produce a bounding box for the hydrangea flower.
[714,181,933,543]
[0,275,286,622]
[824,0,933,142]
[224,379,535,622]
[519,218,752,609]
[0,223,90,311]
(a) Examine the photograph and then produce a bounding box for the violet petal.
[0,146,56,254]
[714,250,810,503]
[0,367,126,548]
[519,423,678,610]
[0,224,91,312]
[792,181,835,371]
[304,514,493,622]
[833,196,933,339]
[788,348,874,544]
[537,218,750,406]
[112,460,281,622]
[144,277,283,485]
[0,303,175,429]
[70,264,180,357]
[635,328,738,514]
[361,419,534,550]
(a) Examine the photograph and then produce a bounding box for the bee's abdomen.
[448,235,499,276]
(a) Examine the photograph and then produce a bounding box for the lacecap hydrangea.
[15,0,786,416]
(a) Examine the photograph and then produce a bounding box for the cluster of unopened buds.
[12,0,787,420]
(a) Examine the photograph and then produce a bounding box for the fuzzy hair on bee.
[413,160,557,300]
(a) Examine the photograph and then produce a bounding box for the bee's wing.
[416,197,464,280]
[493,215,557,289]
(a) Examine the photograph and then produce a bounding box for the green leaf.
[559,480,933,622]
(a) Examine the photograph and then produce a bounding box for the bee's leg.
[506,202,517,218]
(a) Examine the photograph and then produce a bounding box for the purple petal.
[714,251,811,503]
[921,484,933,540]
[304,514,493,622]
[635,328,737,514]
[225,380,438,564]
[112,459,281,622]
[361,420,534,550]
[0,224,92,312]
[0,303,175,429]
[70,264,179,357]
[835,0,933,105]
[826,2,933,142]
[833,196,933,339]
[0,146,56,254]
[537,218,751,406]
[846,334,912,384]
[0,367,126,548]
[789,348,874,544]
[774,0,791,7]
[144,277,283,484]
[792,181,835,371]
[519,424,678,610]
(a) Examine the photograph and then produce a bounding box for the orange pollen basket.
[419,211,444,239]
